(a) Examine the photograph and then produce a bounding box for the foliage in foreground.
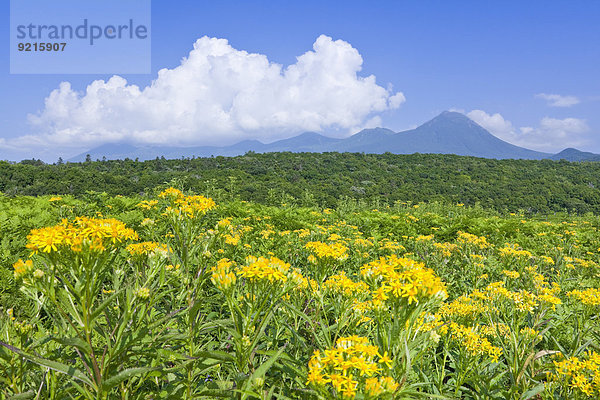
[1,190,600,399]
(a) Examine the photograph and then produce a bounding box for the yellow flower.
[27,217,138,254]
[360,255,446,304]
[307,336,397,397]
[135,287,150,299]
[126,241,170,257]
[158,187,183,199]
[378,351,392,368]
[457,231,490,249]
[568,288,600,306]
[502,270,520,279]
[305,241,348,261]
[238,256,291,284]
[165,264,180,272]
[140,218,155,226]
[210,258,237,290]
[13,259,34,279]
[137,200,158,209]
[444,322,503,362]
[323,272,368,297]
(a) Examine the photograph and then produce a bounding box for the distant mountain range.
[69,111,600,162]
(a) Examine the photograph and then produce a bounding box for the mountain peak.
[556,147,582,154]
[550,147,600,161]
[428,111,476,125]
[351,127,395,138]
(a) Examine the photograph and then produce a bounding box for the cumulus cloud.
[467,109,589,152]
[21,35,404,152]
[535,93,580,107]
[466,110,516,138]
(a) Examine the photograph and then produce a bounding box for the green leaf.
[196,389,234,398]
[0,340,94,387]
[101,367,157,391]
[242,346,286,392]
[520,383,545,400]
[192,350,236,363]
[51,336,92,353]
[6,392,36,400]
[90,290,119,320]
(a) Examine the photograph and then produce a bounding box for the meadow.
[1,188,600,399]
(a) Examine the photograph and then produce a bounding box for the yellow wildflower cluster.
[126,241,170,256]
[416,234,434,242]
[433,242,458,257]
[567,288,600,307]
[305,241,349,261]
[307,336,398,398]
[294,228,311,238]
[502,270,520,279]
[289,268,317,293]
[137,200,158,209]
[238,256,291,284]
[361,255,447,305]
[165,263,180,272]
[539,255,555,265]
[210,258,237,290]
[498,244,533,259]
[549,351,600,397]
[378,239,405,252]
[172,195,216,219]
[13,259,34,279]
[224,234,241,246]
[159,187,216,218]
[134,287,150,299]
[519,327,542,341]
[158,187,183,198]
[479,323,511,339]
[27,217,138,254]
[323,272,369,297]
[217,218,232,229]
[574,258,599,270]
[438,294,489,320]
[141,218,155,226]
[353,238,374,248]
[485,282,538,312]
[530,272,562,309]
[440,322,503,362]
[457,231,491,249]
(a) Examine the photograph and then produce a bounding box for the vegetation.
[2,186,600,399]
[3,152,600,214]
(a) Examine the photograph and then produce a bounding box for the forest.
[2,152,600,214]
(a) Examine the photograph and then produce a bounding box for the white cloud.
[535,93,580,107]
[467,109,589,152]
[19,35,404,154]
[466,110,516,138]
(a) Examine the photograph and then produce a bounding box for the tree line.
[2,152,600,214]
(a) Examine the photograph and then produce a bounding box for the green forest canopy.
[2,152,600,214]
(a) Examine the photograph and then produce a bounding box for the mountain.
[69,111,596,162]
[549,148,600,162]
[388,112,549,159]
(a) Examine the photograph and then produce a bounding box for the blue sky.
[1,0,599,161]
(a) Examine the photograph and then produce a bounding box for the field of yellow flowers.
[2,189,600,399]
